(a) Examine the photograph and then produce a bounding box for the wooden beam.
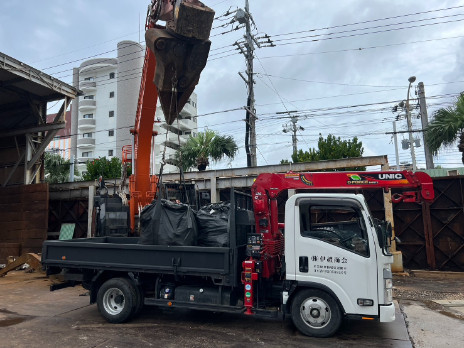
[0,122,65,138]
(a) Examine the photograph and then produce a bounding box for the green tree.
[286,134,365,171]
[44,152,72,183]
[425,93,464,164]
[83,157,125,181]
[177,130,238,171]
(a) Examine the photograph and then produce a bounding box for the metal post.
[381,162,403,272]
[406,77,417,171]
[418,82,435,169]
[69,155,75,182]
[422,201,436,269]
[393,122,400,170]
[24,134,33,185]
[210,175,219,203]
[88,185,95,238]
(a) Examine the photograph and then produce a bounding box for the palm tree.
[176,130,238,171]
[44,152,71,183]
[425,93,464,164]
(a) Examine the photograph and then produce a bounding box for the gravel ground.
[393,273,464,301]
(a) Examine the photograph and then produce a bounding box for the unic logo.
[378,173,403,180]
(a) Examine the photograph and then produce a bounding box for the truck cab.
[283,193,394,337]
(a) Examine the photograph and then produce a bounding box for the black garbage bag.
[139,199,198,246]
[196,202,230,247]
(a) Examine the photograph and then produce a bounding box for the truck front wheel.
[97,278,137,323]
[291,289,342,337]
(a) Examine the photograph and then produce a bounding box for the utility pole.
[282,112,304,156]
[406,76,417,171]
[392,122,400,170]
[236,0,257,167]
[418,82,435,169]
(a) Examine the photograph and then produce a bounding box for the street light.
[406,76,417,171]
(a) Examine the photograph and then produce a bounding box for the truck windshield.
[300,202,369,257]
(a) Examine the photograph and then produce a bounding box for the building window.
[83,114,93,119]
[109,72,115,79]
[83,133,93,138]
[108,150,114,157]
[84,95,94,100]
[184,131,191,136]
[109,110,114,117]
[193,117,198,123]
[108,130,114,137]
[109,91,115,98]
[82,151,93,158]
[84,77,95,81]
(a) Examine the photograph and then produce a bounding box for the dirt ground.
[0,270,416,348]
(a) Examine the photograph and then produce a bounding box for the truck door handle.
[299,256,308,273]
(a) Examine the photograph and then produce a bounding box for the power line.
[271,13,464,43]
[269,5,464,38]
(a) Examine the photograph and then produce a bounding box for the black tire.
[132,284,144,316]
[97,278,137,323]
[291,289,342,338]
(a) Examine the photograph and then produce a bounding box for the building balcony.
[181,102,196,116]
[160,132,187,149]
[78,156,95,163]
[164,153,178,166]
[79,100,96,112]
[79,58,117,74]
[162,118,196,133]
[178,118,196,132]
[79,80,97,92]
[77,138,96,148]
[78,118,96,130]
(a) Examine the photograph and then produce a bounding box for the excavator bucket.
[146,1,214,125]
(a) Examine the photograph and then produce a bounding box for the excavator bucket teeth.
[146,27,211,125]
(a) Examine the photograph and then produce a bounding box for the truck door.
[291,196,379,316]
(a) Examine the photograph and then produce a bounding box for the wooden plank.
[0,221,26,231]
[21,183,48,193]
[21,229,47,240]
[0,230,20,241]
[21,239,45,249]
[0,253,42,277]
[0,203,24,212]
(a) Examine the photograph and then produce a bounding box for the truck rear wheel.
[97,278,137,323]
[291,289,342,337]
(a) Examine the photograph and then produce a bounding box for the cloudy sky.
[1,0,464,170]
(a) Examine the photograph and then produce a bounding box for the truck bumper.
[379,302,395,322]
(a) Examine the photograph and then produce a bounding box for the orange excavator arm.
[126,1,214,232]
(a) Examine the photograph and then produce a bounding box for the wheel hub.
[300,297,331,329]
[103,288,125,315]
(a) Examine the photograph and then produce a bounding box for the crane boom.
[250,170,434,278]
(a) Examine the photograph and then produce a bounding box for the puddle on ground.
[0,308,17,315]
[0,317,26,327]
[0,308,30,327]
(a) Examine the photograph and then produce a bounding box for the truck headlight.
[385,278,392,289]
[384,288,393,303]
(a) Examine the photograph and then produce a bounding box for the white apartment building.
[71,41,197,174]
